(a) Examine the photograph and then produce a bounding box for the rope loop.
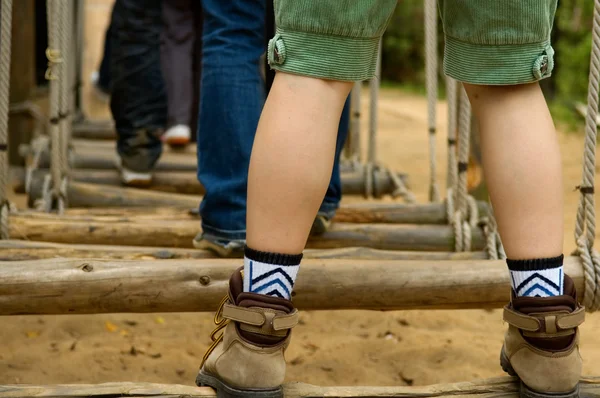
[45,48,62,80]
[387,166,416,203]
[576,236,600,312]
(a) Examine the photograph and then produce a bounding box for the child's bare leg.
[464,83,563,259]
[247,73,352,254]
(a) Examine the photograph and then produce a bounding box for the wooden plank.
[21,169,410,198]
[0,240,487,261]
[1,377,600,397]
[18,175,487,224]
[71,119,115,140]
[0,256,585,314]
[8,212,485,251]
[27,180,201,209]
[37,149,199,172]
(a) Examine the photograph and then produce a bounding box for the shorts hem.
[268,28,380,82]
[443,36,554,86]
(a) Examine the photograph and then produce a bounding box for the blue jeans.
[110,0,166,173]
[198,0,349,242]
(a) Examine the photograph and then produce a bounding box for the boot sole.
[500,348,580,398]
[196,369,283,398]
[165,137,190,148]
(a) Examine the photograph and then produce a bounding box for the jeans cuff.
[201,222,247,241]
[317,201,339,219]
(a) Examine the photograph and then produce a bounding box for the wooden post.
[0,256,585,314]
[7,0,36,166]
[9,210,486,251]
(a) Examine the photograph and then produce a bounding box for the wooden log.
[4,378,600,398]
[27,180,200,209]
[0,240,487,261]
[3,378,600,398]
[9,211,485,251]
[53,202,489,227]
[37,148,199,172]
[0,256,585,314]
[22,168,409,198]
[72,119,115,140]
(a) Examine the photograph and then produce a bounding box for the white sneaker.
[115,156,152,187]
[90,71,110,103]
[163,124,191,148]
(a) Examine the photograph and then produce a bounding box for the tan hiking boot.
[500,274,585,398]
[197,269,298,398]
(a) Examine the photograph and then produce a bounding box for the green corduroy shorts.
[268,0,558,85]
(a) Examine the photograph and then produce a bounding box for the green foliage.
[381,0,443,85]
[381,0,593,106]
[554,0,593,103]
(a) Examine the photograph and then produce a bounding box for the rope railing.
[0,0,13,240]
[575,0,600,312]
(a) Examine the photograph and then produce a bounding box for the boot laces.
[200,295,230,368]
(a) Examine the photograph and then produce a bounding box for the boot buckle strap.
[503,307,540,331]
[222,303,299,331]
[503,306,585,333]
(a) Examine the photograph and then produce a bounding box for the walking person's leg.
[160,0,194,148]
[110,0,166,186]
[441,1,583,396]
[90,2,115,101]
[194,0,266,257]
[197,2,397,396]
[194,0,351,256]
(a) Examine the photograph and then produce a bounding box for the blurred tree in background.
[381,0,593,104]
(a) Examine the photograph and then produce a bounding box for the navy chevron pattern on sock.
[244,258,300,300]
[509,265,563,298]
[251,267,295,288]
[515,272,561,296]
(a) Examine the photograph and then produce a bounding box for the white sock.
[507,255,564,298]
[243,247,302,300]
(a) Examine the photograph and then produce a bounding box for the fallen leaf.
[105,321,119,332]
[155,317,165,325]
[26,331,39,338]
[120,330,130,337]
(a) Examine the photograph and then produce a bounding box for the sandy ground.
[2,0,600,388]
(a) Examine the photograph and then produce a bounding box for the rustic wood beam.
[0,256,584,314]
[8,211,486,251]
[0,240,487,261]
